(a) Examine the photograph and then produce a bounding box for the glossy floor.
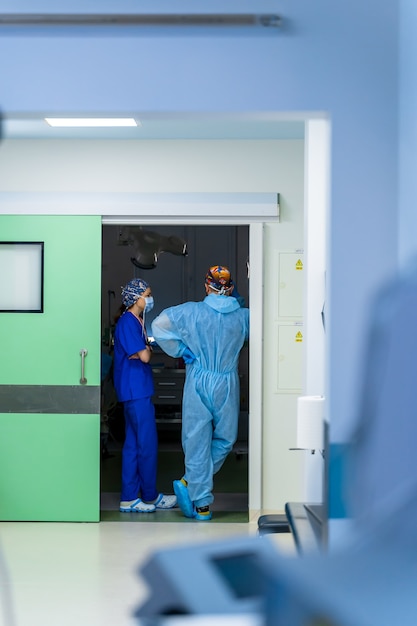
[0,519,296,626]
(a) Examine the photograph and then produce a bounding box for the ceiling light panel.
[44,118,138,127]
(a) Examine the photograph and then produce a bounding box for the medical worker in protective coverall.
[113,278,177,513]
[151,266,249,521]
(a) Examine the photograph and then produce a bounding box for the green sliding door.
[0,215,101,521]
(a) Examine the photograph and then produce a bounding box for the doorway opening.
[100,223,250,521]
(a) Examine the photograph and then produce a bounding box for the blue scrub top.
[113,311,154,402]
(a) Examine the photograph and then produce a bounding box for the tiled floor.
[0,519,296,626]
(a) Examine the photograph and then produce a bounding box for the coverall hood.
[204,293,241,313]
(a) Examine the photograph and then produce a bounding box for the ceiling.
[1,114,305,140]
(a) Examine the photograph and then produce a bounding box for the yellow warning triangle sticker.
[295,259,303,270]
[295,331,303,342]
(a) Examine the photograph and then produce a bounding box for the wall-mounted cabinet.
[278,252,304,319]
[276,324,304,392]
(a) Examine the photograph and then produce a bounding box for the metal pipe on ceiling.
[0,13,282,28]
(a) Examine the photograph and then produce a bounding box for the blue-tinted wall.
[0,0,406,533]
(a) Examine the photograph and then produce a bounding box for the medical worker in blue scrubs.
[113,278,177,513]
[151,266,249,521]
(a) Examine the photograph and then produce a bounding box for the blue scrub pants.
[121,397,158,502]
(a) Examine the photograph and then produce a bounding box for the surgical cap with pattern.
[205,265,233,295]
[121,278,149,309]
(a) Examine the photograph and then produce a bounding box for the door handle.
[80,349,88,385]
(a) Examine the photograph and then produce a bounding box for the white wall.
[0,139,298,193]
[262,141,305,508]
[301,120,330,503]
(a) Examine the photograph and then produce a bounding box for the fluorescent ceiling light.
[44,118,138,127]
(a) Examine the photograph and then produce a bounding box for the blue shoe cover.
[173,479,194,518]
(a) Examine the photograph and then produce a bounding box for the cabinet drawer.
[152,369,185,404]
[153,390,183,404]
[154,379,184,391]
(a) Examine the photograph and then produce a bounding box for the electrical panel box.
[278,252,304,319]
[277,324,303,392]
